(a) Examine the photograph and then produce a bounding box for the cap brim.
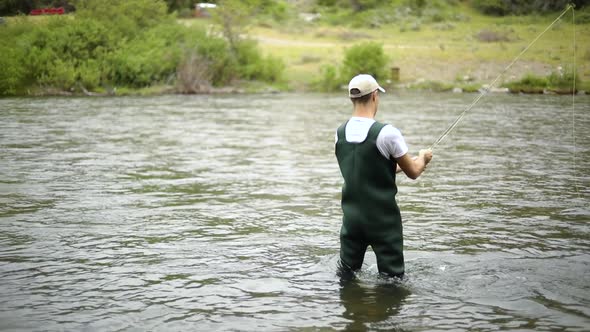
[378,86,386,93]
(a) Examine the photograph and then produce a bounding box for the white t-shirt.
[335,117,408,159]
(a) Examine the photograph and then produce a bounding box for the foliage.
[341,42,388,82]
[576,5,590,24]
[315,0,465,28]
[315,64,342,92]
[233,39,284,82]
[188,30,238,86]
[408,80,454,92]
[317,0,379,12]
[547,66,579,89]
[0,43,27,94]
[0,0,75,16]
[212,0,253,50]
[0,0,284,95]
[472,0,589,16]
[211,0,289,37]
[108,22,186,87]
[502,73,548,93]
[502,67,580,93]
[164,0,193,13]
[72,0,171,39]
[312,42,388,92]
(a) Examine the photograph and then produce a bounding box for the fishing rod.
[429,4,576,150]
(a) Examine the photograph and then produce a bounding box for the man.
[335,74,433,278]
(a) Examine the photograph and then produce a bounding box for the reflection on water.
[0,93,589,331]
[340,279,410,332]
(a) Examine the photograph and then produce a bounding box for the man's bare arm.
[396,149,433,180]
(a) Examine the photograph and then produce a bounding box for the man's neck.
[352,105,375,119]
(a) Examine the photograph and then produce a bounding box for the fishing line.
[572,5,579,196]
[430,4,576,150]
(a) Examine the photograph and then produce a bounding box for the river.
[1,93,589,331]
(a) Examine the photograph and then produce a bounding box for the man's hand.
[419,149,433,165]
[397,148,433,180]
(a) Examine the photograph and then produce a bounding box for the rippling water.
[1,93,589,331]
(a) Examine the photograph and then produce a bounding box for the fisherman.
[335,74,433,278]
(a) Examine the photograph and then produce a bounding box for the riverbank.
[242,7,590,94]
[2,2,589,97]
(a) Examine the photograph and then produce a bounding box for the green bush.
[190,32,238,86]
[0,0,284,95]
[548,66,579,89]
[233,40,284,83]
[341,42,388,82]
[108,23,187,87]
[23,17,113,90]
[0,18,29,94]
[74,0,171,39]
[472,0,586,16]
[315,64,343,92]
[502,67,580,93]
[577,6,590,24]
[408,80,454,92]
[0,44,27,95]
[38,59,77,90]
[502,73,547,93]
[472,0,510,16]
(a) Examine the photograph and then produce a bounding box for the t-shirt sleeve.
[376,125,409,159]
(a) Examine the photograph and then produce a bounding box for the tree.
[212,0,253,53]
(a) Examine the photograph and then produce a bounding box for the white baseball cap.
[348,74,385,98]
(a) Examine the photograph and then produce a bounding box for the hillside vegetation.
[0,0,589,95]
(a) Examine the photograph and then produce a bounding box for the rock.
[452,87,463,93]
[299,13,321,22]
[490,87,509,93]
[480,85,509,93]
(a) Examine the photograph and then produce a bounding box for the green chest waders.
[335,120,404,277]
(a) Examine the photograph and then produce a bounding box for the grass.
[179,4,589,92]
[9,8,587,95]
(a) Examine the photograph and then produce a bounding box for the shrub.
[108,23,187,87]
[38,59,77,90]
[23,17,114,90]
[176,51,213,93]
[233,39,284,83]
[502,67,580,93]
[472,0,510,16]
[0,1,283,94]
[315,64,343,92]
[341,42,388,82]
[0,44,27,95]
[473,0,587,16]
[502,73,548,93]
[0,18,30,95]
[74,0,171,39]
[190,32,238,86]
[408,80,454,92]
[548,66,579,89]
[476,29,512,42]
[575,6,590,24]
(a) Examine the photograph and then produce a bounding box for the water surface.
[1,93,589,331]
